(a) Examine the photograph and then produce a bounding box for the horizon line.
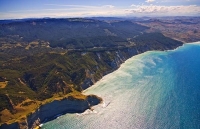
[0,15,200,21]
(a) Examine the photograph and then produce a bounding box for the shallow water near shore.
[42,42,200,129]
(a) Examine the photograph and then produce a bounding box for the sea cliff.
[0,95,102,129]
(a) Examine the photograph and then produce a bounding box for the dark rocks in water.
[87,95,102,106]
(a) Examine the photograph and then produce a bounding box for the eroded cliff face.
[28,100,88,128]
[80,42,182,90]
[0,95,102,129]
[80,47,140,90]
[27,95,101,129]
[80,47,139,90]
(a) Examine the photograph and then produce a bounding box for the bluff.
[0,95,102,129]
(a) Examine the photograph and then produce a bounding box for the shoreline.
[165,41,200,52]
[185,41,200,45]
[0,41,186,129]
[84,42,194,94]
[84,41,200,95]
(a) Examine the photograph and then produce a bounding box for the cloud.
[45,4,114,9]
[145,0,155,3]
[103,5,115,8]
[1,3,200,19]
[128,4,200,16]
[131,4,139,7]
[1,4,119,19]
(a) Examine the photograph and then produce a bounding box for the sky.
[0,0,200,19]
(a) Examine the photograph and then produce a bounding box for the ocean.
[42,42,200,129]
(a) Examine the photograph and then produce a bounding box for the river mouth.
[42,42,200,129]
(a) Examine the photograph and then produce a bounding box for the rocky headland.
[0,95,102,129]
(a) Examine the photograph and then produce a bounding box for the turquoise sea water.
[42,42,200,129]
